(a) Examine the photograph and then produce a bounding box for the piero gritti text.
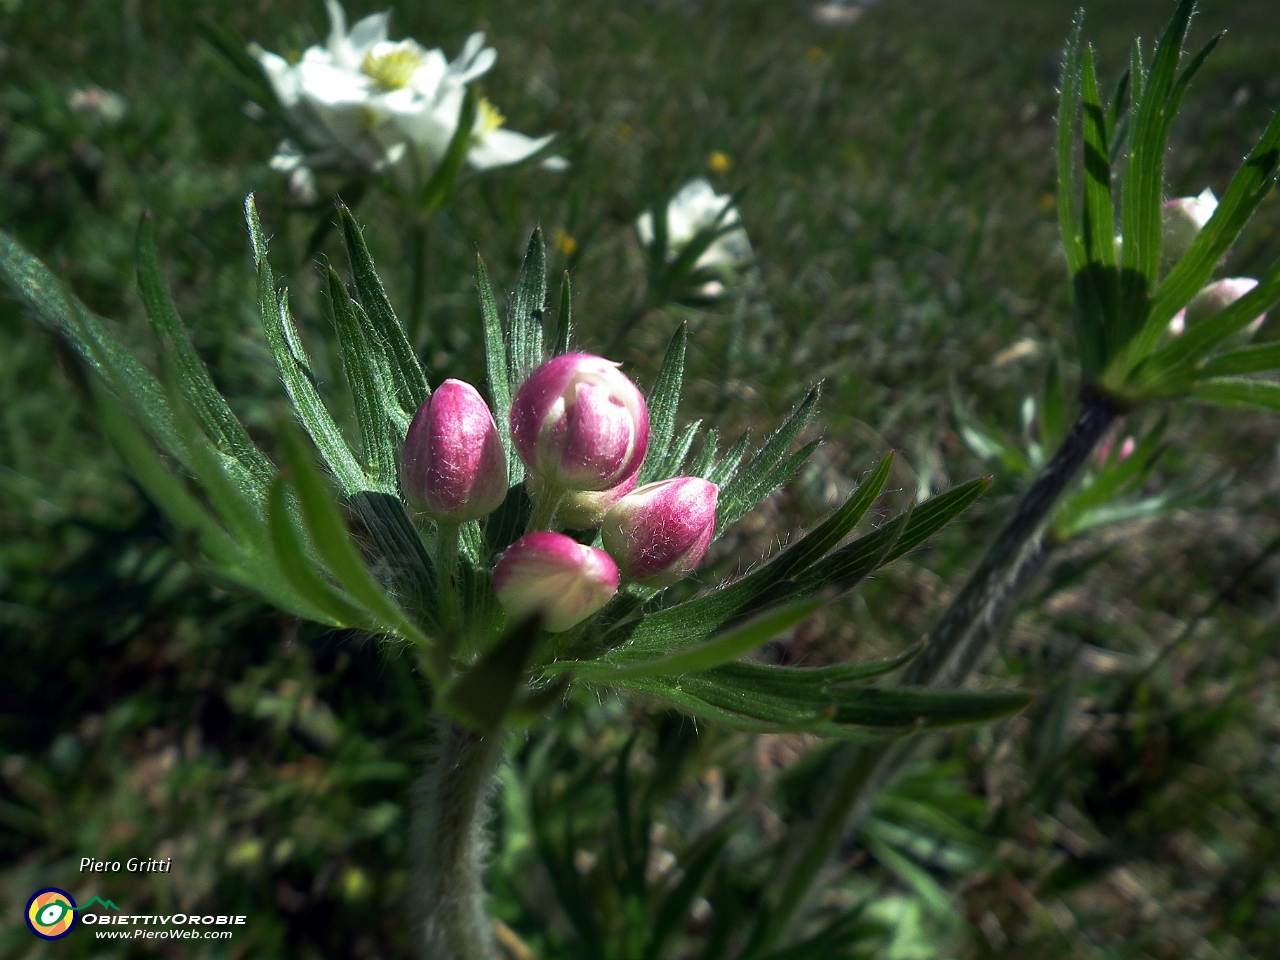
[80,857,173,873]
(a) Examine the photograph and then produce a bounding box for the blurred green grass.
[3,0,1280,957]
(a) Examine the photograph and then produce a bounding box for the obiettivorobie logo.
[25,889,245,941]
[25,889,119,940]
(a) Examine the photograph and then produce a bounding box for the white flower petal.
[409,49,450,99]
[325,0,348,48]
[297,60,373,104]
[346,11,391,60]
[452,47,497,84]
[540,154,570,172]
[255,49,302,108]
[468,129,555,171]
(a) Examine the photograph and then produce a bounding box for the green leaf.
[477,255,518,484]
[1139,258,1280,383]
[1122,96,1280,368]
[797,477,991,595]
[0,227,188,466]
[1189,377,1280,410]
[639,322,688,484]
[1056,11,1087,280]
[567,599,823,681]
[1105,69,1131,160]
[267,477,384,631]
[158,361,269,552]
[136,212,273,499]
[1199,342,1280,378]
[707,433,751,486]
[338,202,430,416]
[419,88,477,215]
[444,615,542,732]
[689,429,719,479]
[90,382,237,572]
[661,419,702,478]
[1119,0,1196,307]
[1080,45,1117,273]
[91,381,330,623]
[958,420,1031,477]
[613,671,1030,736]
[717,385,822,533]
[861,832,957,921]
[326,266,398,487]
[508,228,548,390]
[246,196,369,495]
[278,426,432,649]
[552,270,574,356]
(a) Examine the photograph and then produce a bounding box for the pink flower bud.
[1162,187,1217,268]
[493,532,619,631]
[601,477,717,588]
[510,353,649,491]
[1169,277,1263,337]
[401,379,508,522]
[557,473,639,529]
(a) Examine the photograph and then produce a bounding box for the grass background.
[3,0,1280,956]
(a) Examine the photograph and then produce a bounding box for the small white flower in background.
[269,142,319,204]
[251,0,562,195]
[636,178,752,282]
[67,86,127,125]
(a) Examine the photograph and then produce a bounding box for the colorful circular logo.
[26,888,78,940]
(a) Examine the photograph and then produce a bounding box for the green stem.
[416,719,502,960]
[525,482,564,532]
[436,521,461,630]
[749,396,1119,955]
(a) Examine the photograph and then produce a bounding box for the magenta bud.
[401,379,508,522]
[510,353,649,491]
[1162,187,1217,268]
[1169,277,1262,336]
[558,473,639,529]
[601,477,718,588]
[493,532,619,631]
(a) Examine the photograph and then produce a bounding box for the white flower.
[252,1,562,192]
[67,86,128,125]
[636,178,752,272]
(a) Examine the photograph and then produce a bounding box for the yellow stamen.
[476,97,505,136]
[708,151,732,174]
[362,46,423,91]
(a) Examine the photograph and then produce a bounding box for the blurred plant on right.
[740,3,1280,955]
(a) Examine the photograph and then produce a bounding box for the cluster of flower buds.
[399,353,719,633]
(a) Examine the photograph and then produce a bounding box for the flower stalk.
[415,720,503,960]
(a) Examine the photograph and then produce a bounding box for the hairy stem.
[436,521,461,630]
[752,396,1117,954]
[415,720,502,960]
